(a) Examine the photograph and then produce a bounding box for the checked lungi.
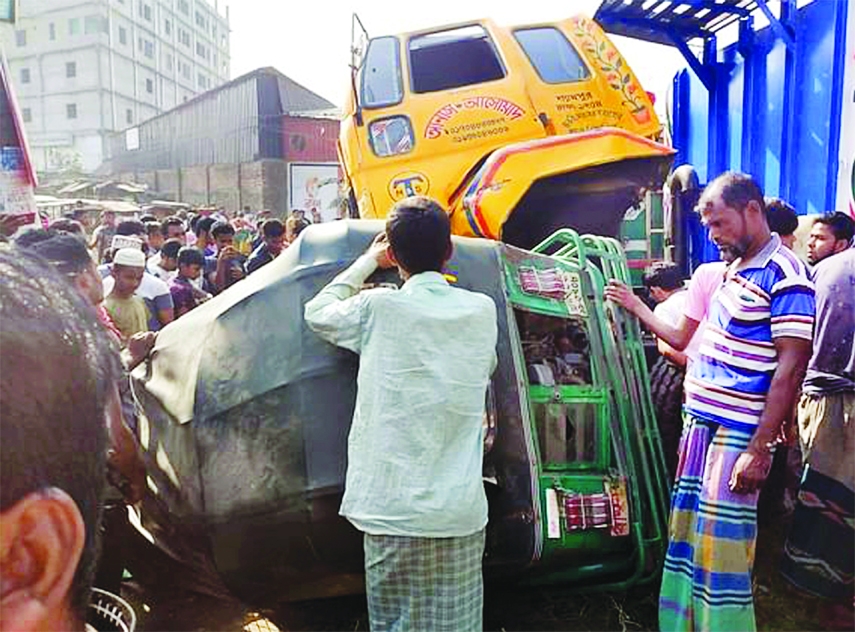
[659,415,760,632]
[781,392,854,600]
[364,529,485,632]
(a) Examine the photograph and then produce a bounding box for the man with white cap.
[104,248,149,341]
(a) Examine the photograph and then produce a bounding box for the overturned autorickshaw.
[130,220,670,607]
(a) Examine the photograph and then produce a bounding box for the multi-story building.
[1,0,230,173]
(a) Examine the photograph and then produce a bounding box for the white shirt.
[305,255,498,537]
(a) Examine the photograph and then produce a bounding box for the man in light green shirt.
[104,248,149,343]
[305,197,497,632]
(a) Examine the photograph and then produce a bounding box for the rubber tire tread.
[649,355,685,482]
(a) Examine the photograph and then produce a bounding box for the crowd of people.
[9,207,312,345]
[607,174,854,631]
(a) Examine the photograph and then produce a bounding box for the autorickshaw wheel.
[649,355,685,483]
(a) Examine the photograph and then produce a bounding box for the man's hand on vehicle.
[604,280,644,314]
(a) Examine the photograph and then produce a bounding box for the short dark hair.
[642,262,685,291]
[26,234,94,276]
[161,216,185,237]
[285,214,310,238]
[115,219,146,237]
[262,218,285,238]
[13,227,61,248]
[211,220,235,239]
[765,197,799,237]
[386,197,451,274]
[703,171,765,216]
[0,245,119,620]
[50,217,85,236]
[177,246,205,267]
[145,221,162,238]
[139,214,157,223]
[814,212,855,242]
[160,238,184,260]
[195,216,216,237]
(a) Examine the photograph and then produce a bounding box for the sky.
[226,0,689,109]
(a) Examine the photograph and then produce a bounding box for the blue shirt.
[685,234,815,431]
[305,256,498,537]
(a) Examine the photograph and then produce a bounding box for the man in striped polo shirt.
[657,172,815,631]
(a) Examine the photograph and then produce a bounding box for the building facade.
[1,0,230,173]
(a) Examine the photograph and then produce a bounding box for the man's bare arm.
[604,280,700,351]
[728,336,812,494]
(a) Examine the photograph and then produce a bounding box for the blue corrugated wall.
[671,0,848,263]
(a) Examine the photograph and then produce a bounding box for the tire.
[649,356,685,482]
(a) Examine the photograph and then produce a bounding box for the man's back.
[339,272,497,537]
[804,248,855,394]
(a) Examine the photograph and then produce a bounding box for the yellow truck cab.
[339,15,675,248]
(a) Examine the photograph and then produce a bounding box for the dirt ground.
[121,516,825,632]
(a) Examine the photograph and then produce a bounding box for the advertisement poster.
[288,163,341,223]
[0,48,37,223]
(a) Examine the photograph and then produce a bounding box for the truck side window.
[361,36,404,109]
[513,27,590,84]
[409,25,505,94]
[369,116,414,157]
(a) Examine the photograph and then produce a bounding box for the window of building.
[118,26,127,45]
[66,62,76,78]
[69,18,80,36]
[15,30,26,47]
[514,27,590,84]
[195,11,207,31]
[49,23,56,41]
[22,108,32,123]
[138,36,143,51]
[196,42,206,59]
[178,0,189,15]
[20,68,30,84]
[144,40,154,58]
[409,25,505,94]
[183,63,191,79]
[84,15,105,34]
[179,29,190,47]
[212,25,217,39]
[126,109,133,124]
[139,3,151,21]
[164,53,173,69]
[66,103,77,119]
[165,19,171,35]
[197,73,207,89]
[146,78,153,94]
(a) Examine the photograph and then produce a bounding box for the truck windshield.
[409,25,505,93]
[514,27,590,84]
[361,36,404,109]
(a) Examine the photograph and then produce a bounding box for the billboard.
[288,162,341,223]
[1,48,36,224]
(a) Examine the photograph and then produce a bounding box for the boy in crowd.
[105,248,150,342]
[207,220,246,294]
[170,247,209,317]
[247,218,286,274]
[148,238,182,282]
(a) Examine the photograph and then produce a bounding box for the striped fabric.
[685,235,815,431]
[660,415,760,632]
[364,529,485,632]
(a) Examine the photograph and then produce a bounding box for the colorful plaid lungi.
[659,415,759,632]
[364,529,485,632]
[781,392,854,601]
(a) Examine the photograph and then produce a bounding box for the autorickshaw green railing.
[511,228,670,590]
